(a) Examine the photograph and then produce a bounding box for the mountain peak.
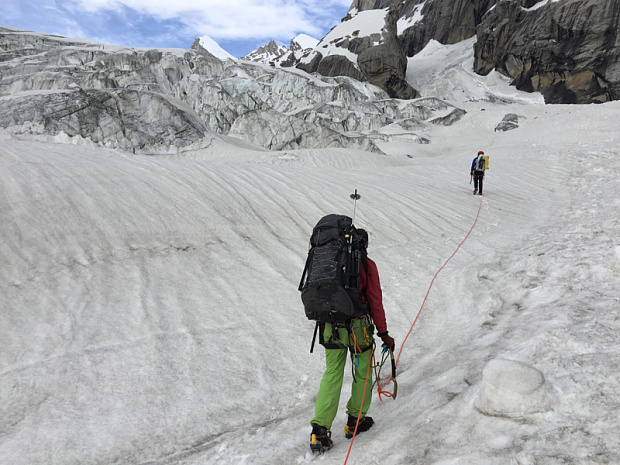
[193,35,236,61]
[241,34,318,67]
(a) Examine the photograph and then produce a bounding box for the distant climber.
[471,151,487,195]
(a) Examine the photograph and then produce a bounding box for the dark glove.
[379,332,395,352]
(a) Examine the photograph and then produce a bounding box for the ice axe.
[390,348,398,399]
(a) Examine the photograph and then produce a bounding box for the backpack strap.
[298,249,313,291]
[309,321,320,353]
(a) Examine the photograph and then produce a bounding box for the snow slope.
[407,38,545,106]
[2,43,620,465]
[303,9,389,66]
[294,33,319,51]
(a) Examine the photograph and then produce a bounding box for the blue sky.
[0,0,352,57]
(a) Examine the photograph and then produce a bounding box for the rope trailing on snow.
[394,194,484,368]
[342,195,484,465]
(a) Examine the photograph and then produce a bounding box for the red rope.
[343,345,374,465]
[396,194,483,375]
[342,195,483,463]
[376,195,484,396]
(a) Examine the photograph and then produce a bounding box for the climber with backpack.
[298,214,395,454]
[471,150,487,195]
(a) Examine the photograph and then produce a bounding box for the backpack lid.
[310,214,353,247]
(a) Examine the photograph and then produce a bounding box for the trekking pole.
[470,173,472,184]
[350,189,361,224]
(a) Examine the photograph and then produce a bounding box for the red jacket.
[360,256,388,334]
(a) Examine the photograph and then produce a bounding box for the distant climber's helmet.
[478,151,484,155]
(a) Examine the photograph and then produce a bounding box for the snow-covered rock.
[242,34,319,69]
[241,40,288,64]
[475,359,553,418]
[193,35,236,61]
[298,4,418,99]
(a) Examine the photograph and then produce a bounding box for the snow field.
[1,88,620,465]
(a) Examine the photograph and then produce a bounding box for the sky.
[2,30,620,464]
[0,0,351,57]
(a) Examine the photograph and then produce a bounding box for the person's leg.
[312,347,348,429]
[479,173,484,194]
[345,347,373,418]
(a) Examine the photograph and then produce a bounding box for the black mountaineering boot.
[344,415,374,439]
[310,424,333,454]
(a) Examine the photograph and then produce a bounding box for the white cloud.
[70,0,351,41]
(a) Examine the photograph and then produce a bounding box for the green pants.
[311,318,375,430]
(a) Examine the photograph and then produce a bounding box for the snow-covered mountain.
[2,22,620,465]
[241,34,319,67]
[194,34,236,60]
[298,5,418,99]
[241,40,288,63]
[292,33,319,51]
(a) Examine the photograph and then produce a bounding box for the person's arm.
[366,258,395,350]
[364,257,388,334]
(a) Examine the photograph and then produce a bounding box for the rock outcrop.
[358,2,419,99]
[494,113,521,132]
[474,0,620,104]
[400,0,496,57]
[298,0,419,99]
[344,0,620,104]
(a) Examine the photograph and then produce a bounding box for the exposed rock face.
[474,0,620,104]
[0,27,457,154]
[317,54,367,81]
[358,3,419,99]
[298,0,419,99]
[399,0,497,57]
[345,0,620,104]
[349,0,392,11]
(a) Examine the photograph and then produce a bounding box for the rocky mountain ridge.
[241,40,288,63]
[302,0,620,104]
[241,34,319,67]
